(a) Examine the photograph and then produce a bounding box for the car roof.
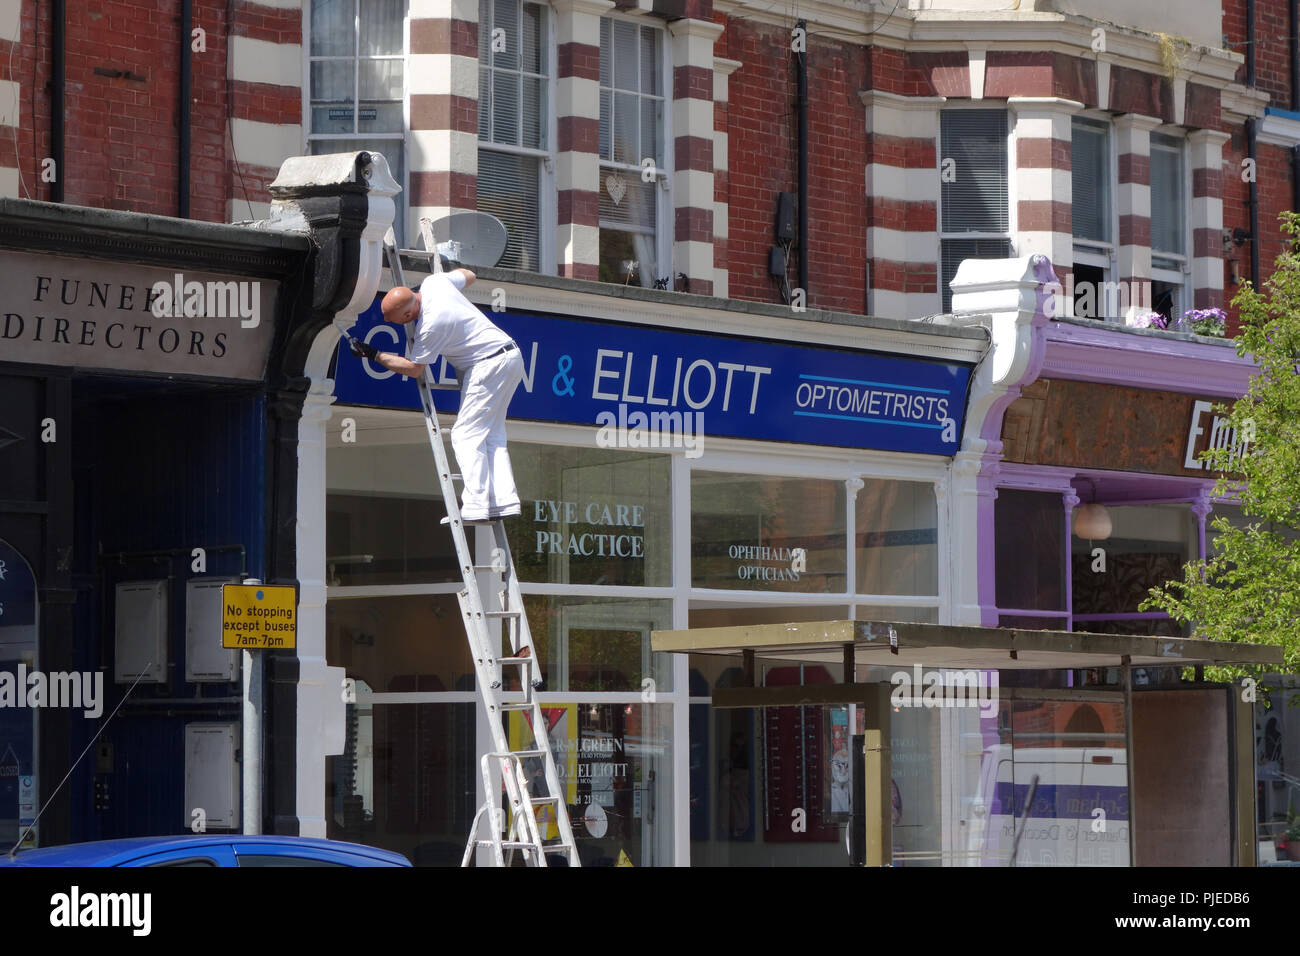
[0,834,410,866]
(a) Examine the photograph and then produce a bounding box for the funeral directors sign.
[0,251,279,380]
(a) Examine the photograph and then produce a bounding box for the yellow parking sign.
[221,583,296,649]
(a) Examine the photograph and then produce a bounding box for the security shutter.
[940,109,1008,233]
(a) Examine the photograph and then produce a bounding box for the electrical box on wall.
[114,580,169,684]
[186,578,239,682]
[768,245,786,277]
[775,192,796,242]
[184,723,239,830]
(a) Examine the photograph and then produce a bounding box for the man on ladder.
[349,261,525,522]
[346,238,578,866]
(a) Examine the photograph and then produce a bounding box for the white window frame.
[597,12,672,288]
[477,0,556,273]
[1070,113,1118,319]
[303,0,410,246]
[1150,130,1192,319]
[937,104,1015,313]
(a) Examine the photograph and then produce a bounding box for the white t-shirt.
[405,272,512,370]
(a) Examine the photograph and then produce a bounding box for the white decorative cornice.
[549,0,617,17]
[1221,85,1270,124]
[858,90,947,110]
[948,254,1057,456]
[668,17,726,42]
[1113,112,1164,131]
[714,56,743,77]
[1259,111,1300,149]
[1007,96,1085,117]
[710,0,1240,89]
[1187,128,1232,147]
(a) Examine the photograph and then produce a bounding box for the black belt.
[486,341,517,359]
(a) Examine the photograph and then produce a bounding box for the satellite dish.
[423,212,509,268]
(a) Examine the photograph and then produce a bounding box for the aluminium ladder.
[379,224,580,867]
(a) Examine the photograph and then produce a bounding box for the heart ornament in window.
[605,172,627,206]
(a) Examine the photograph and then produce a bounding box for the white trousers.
[451,347,524,520]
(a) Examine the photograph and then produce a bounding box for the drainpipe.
[179,0,192,217]
[1293,145,1300,228]
[796,19,809,305]
[1248,117,1260,289]
[1247,0,1256,88]
[1291,0,1299,109]
[51,0,65,203]
[1247,0,1260,289]
[1292,1,1300,222]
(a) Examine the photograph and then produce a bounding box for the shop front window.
[326,700,476,866]
[503,702,673,866]
[524,595,673,693]
[691,472,847,593]
[688,654,861,866]
[328,432,459,586]
[856,479,938,596]
[327,594,474,693]
[1071,504,1193,637]
[505,443,671,587]
[995,489,1067,629]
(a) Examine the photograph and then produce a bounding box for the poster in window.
[825,706,852,820]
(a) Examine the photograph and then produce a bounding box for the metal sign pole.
[242,578,263,835]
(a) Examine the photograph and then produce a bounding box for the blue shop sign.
[335,298,972,456]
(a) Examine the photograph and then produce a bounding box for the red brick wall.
[721,20,868,314]
[1219,0,1298,334]
[1225,0,1296,109]
[6,0,254,222]
[1217,2,1297,334]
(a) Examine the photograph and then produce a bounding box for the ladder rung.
[475,840,542,853]
[485,610,521,618]
[471,564,505,572]
[445,473,463,481]
[507,749,546,759]
[497,655,532,665]
[529,794,560,805]
[498,701,533,711]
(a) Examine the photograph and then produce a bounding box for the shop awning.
[650,619,1283,707]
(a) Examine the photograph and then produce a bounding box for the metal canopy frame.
[653,619,1279,867]
[652,619,1282,705]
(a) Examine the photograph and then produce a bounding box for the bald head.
[382,286,420,324]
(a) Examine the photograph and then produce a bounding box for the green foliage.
[1141,212,1300,679]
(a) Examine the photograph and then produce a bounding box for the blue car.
[0,835,410,867]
